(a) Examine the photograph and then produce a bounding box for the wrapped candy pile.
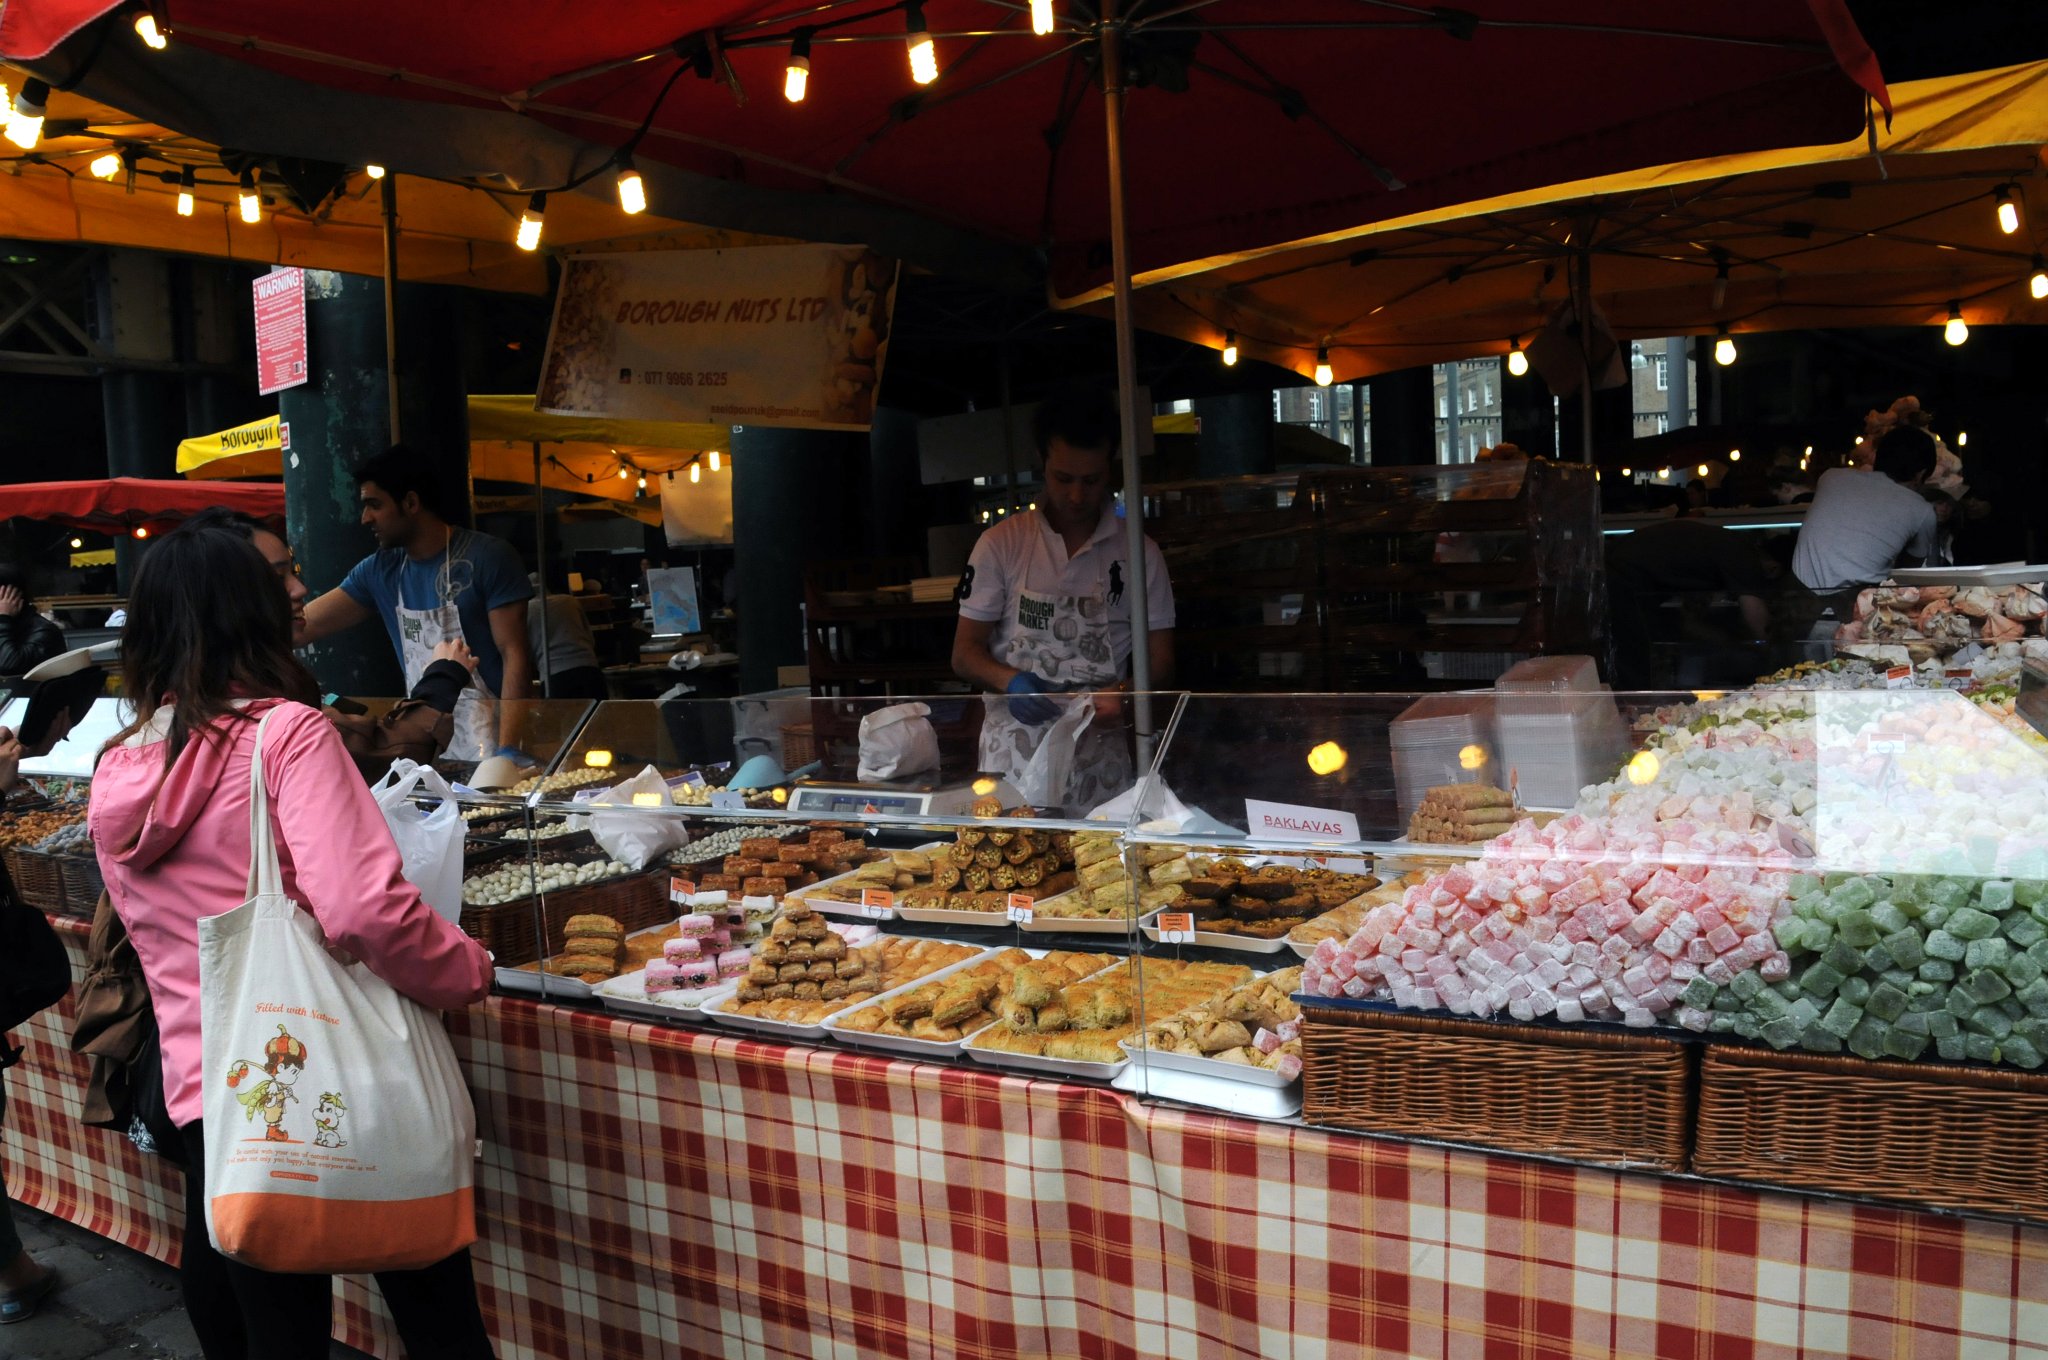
[1303,814,1795,1028]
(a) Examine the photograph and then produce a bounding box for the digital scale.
[784,773,1013,818]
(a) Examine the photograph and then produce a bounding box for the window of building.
[1654,355,1669,391]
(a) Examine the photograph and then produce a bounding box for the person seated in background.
[525,573,608,701]
[0,566,65,678]
[1788,426,1938,637]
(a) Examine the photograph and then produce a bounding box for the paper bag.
[590,765,690,870]
[857,702,940,781]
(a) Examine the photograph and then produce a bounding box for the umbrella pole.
[533,440,553,699]
[1576,246,1594,463]
[381,174,403,443]
[1100,12,1156,758]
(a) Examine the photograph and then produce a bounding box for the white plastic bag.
[857,702,940,781]
[370,759,464,924]
[1013,696,1095,808]
[589,764,690,870]
[200,712,477,1274]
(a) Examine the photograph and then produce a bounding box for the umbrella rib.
[830,35,1079,178]
[1190,43,1403,189]
[1036,50,1094,248]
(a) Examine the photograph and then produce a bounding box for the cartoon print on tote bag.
[223,1023,342,1144]
[312,1092,348,1148]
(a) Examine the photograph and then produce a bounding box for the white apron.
[978,585,1131,810]
[394,531,496,761]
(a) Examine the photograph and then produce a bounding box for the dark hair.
[1032,387,1121,461]
[181,506,273,542]
[0,561,34,605]
[1873,426,1936,484]
[354,445,444,518]
[111,519,319,767]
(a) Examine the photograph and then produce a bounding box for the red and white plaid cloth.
[6,918,2045,1358]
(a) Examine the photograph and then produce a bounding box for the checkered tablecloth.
[7,917,2045,1359]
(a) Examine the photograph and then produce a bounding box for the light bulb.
[905,4,938,84]
[176,165,194,216]
[1713,329,1736,366]
[1853,436,1864,446]
[615,158,646,214]
[365,163,386,179]
[618,466,630,480]
[636,474,648,490]
[785,30,813,103]
[134,526,150,540]
[5,79,48,151]
[1221,329,1238,367]
[1943,301,1967,347]
[89,151,122,179]
[1728,449,1741,462]
[689,461,701,484]
[134,10,168,49]
[707,450,721,471]
[1313,346,1333,387]
[1697,463,1710,478]
[1031,0,1054,34]
[2031,256,2047,300]
[516,193,545,251]
[69,537,82,549]
[1619,467,1631,477]
[1955,431,1968,447]
[237,169,261,224]
[1659,468,1671,480]
[1506,343,1528,377]
[1995,185,2019,235]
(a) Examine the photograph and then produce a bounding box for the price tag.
[1155,911,1196,944]
[1869,739,1906,755]
[1885,665,1912,689]
[668,876,696,905]
[859,888,895,918]
[710,791,747,810]
[1005,893,1035,925]
[1944,669,1973,691]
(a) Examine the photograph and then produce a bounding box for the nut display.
[0,806,86,848]
[461,856,635,907]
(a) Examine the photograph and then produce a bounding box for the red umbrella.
[1,2,1887,704]
[0,477,285,538]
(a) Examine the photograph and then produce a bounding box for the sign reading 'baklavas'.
[1243,798,1362,844]
[535,245,900,431]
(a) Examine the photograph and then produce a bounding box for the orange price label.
[669,876,696,904]
[1005,893,1035,924]
[1156,911,1196,944]
[859,888,895,917]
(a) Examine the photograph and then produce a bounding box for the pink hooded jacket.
[89,699,491,1128]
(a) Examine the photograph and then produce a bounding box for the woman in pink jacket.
[90,518,495,1360]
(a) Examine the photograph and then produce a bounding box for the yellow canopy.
[1072,62,2048,383]
[180,399,729,499]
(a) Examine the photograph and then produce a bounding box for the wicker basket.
[459,869,670,968]
[1694,1045,2048,1221]
[1301,1004,1694,1171]
[781,723,818,769]
[6,847,67,913]
[56,853,105,917]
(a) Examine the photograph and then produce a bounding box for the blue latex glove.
[1005,672,1061,725]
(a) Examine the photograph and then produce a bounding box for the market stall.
[7,627,2048,1357]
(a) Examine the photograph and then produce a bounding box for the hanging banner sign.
[535,245,900,431]
[252,267,308,396]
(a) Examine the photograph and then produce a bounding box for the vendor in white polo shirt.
[951,387,1175,807]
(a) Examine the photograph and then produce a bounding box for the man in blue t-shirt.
[300,449,535,727]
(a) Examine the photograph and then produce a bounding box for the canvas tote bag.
[198,710,477,1273]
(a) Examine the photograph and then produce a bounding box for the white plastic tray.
[1117,1037,1297,1089]
[1888,563,2048,588]
[1111,1062,1303,1119]
[592,971,733,1022]
[791,842,948,921]
[701,936,987,1040]
[1017,886,1139,934]
[1138,907,1293,955]
[961,1040,1130,1080]
[494,967,597,1001]
[824,949,1121,1058]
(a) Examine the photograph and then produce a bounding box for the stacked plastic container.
[1493,655,1630,808]
[1389,694,1498,828]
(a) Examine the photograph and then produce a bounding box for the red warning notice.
[253,267,308,396]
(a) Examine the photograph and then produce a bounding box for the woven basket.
[56,853,105,917]
[6,847,67,913]
[1694,1045,2048,1221]
[459,869,670,968]
[1301,1004,1694,1171]
[782,723,818,769]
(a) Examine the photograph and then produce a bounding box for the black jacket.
[0,610,65,677]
